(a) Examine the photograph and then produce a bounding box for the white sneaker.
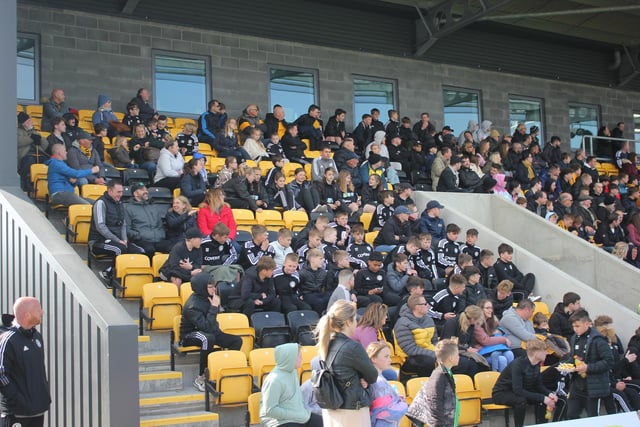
[528,295,541,302]
[312,204,328,213]
[193,374,206,392]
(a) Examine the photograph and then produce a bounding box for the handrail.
[0,189,139,426]
[581,134,640,159]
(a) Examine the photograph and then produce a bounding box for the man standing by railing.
[0,297,51,427]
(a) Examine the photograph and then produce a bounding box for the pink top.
[473,323,508,349]
[352,326,378,350]
[627,223,640,247]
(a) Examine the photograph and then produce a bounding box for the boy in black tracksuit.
[347,225,373,269]
[436,224,461,275]
[272,253,311,314]
[237,225,276,270]
[565,309,615,419]
[233,257,281,317]
[494,243,536,298]
[159,228,203,286]
[353,251,386,308]
[429,274,466,332]
[459,228,481,262]
[298,249,331,315]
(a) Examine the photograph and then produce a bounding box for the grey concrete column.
[2,0,18,189]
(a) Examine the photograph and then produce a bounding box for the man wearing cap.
[394,183,415,207]
[360,152,388,189]
[159,227,203,287]
[437,156,470,193]
[124,183,172,256]
[418,200,446,242]
[66,130,106,186]
[45,144,99,207]
[576,194,597,234]
[373,205,412,252]
[435,125,455,149]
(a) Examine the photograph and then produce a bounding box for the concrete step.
[139,370,183,393]
[139,390,205,417]
[139,410,218,427]
[138,335,153,353]
[138,352,172,372]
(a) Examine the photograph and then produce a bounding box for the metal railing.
[581,134,640,160]
[0,189,139,426]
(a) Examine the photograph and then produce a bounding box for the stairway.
[137,332,220,427]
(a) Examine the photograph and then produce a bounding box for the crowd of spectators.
[17,88,640,423]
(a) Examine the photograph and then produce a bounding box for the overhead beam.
[618,45,640,87]
[414,0,513,56]
[121,0,141,15]
[481,4,640,21]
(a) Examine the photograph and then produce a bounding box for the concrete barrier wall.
[413,192,640,344]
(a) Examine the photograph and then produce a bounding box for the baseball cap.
[185,227,202,239]
[395,206,411,215]
[426,200,445,210]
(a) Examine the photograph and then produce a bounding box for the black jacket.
[223,175,259,211]
[493,356,551,403]
[548,303,573,339]
[374,216,411,246]
[264,113,287,139]
[568,328,615,398]
[326,332,378,410]
[437,167,466,192]
[324,116,345,139]
[180,273,220,340]
[239,266,278,306]
[0,326,51,417]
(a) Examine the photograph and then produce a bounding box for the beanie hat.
[17,112,30,125]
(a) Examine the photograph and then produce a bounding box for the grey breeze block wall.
[18,3,640,150]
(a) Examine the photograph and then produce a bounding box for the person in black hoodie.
[281,123,310,165]
[180,272,242,392]
[0,297,51,427]
[263,104,288,140]
[565,309,615,419]
[549,292,581,339]
[234,256,281,317]
[294,105,324,151]
[324,108,346,145]
[159,227,203,287]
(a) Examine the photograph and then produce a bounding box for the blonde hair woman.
[316,300,378,426]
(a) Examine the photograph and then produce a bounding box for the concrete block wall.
[18,4,640,151]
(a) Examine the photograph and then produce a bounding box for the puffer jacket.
[179,272,219,340]
[124,199,166,242]
[569,328,615,398]
[393,304,438,357]
[407,365,456,427]
[326,332,378,410]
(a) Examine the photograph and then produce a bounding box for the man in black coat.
[437,156,470,193]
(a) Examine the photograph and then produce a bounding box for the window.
[509,96,544,143]
[353,76,397,128]
[152,51,209,116]
[17,33,39,103]
[268,66,318,122]
[569,103,599,151]
[443,87,481,141]
[634,113,640,153]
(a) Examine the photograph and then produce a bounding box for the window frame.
[151,49,211,117]
[442,85,482,138]
[267,65,319,122]
[17,32,40,104]
[568,102,601,151]
[352,75,398,128]
[508,94,546,143]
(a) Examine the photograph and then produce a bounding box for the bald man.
[0,297,51,426]
[41,88,69,132]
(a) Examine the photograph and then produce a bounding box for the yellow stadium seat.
[164,117,175,129]
[534,301,551,318]
[81,183,107,201]
[170,315,200,371]
[141,282,183,332]
[17,104,23,113]
[245,160,257,168]
[30,163,48,200]
[114,254,154,299]
[388,380,406,398]
[180,282,193,307]
[365,230,379,246]
[255,210,286,231]
[170,128,181,139]
[152,252,169,279]
[258,160,272,176]
[114,112,124,121]
[65,204,93,243]
[248,392,261,425]
[453,374,482,426]
[283,210,309,232]
[474,371,511,426]
[217,312,255,358]
[406,377,429,404]
[304,163,312,181]
[361,212,373,231]
[249,348,276,387]
[282,162,303,183]
[205,350,253,409]
[298,345,317,383]
[233,208,258,232]
[304,150,321,159]
[174,117,196,129]
[25,104,42,119]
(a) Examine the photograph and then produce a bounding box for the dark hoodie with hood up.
[179,272,220,340]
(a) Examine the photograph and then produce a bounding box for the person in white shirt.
[268,228,294,267]
[327,269,357,311]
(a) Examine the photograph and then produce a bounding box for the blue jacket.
[45,157,94,195]
[418,212,446,241]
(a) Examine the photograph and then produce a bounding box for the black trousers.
[1,414,45,427]
[566,392,603,419]
[279,413,323,427]
[182,330,242,375]
[493,390,547,427]
[402,355,436,378]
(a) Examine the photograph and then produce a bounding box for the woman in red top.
[197,188,237,239]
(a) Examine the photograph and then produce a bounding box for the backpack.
[311,340,349,409]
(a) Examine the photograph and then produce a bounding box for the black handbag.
[311,339,349,409]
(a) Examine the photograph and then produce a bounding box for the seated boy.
[459,228,481,262]
[299,249,331,315]
[264,155,284,189]
[273,252,311,314]
[268,227,293,267]
[123,101,143,135]
[383,253,417,307]
[331,210,351,249]
[452,253,473,276]
[321,227,339,267]
[429,274,466,329]
[176,123,199,156]
[159,227,203,289]
[370,190,395,231]
[297,228,325,268]
[326,250,352,290]
[347,224,373,269]
[489,279,515,319]
[201,223,238,267]
[436,223,461,275]
[237,224,276,270]
[461,265,487,307]
[494,243,538,301]
[354,251,386,308]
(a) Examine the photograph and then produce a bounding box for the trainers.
[99,268,113,281]
[312,204,328,213]
[193,374,206,392]
[528,295,541,302]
